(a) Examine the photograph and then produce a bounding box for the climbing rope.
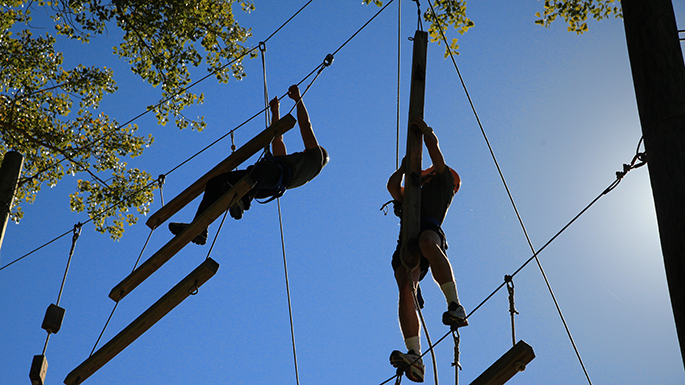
[411,281,440,385]
[413,0,423,31]
[505,275,518,347]
[258,38,302,385]
[451,330,461,385]
[396,0,402,170]
[39,223,82,358]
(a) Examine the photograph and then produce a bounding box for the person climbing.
[169,84,329,245]
[387,118,467,383]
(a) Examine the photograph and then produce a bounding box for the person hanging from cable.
[168,84,329,245]
[387,117,467,383]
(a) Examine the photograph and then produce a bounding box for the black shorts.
[391,221,447,282]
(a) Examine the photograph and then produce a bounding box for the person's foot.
[390,350,424,383]
[442,301,468,329]
[229,200,244,220]
[168,222,208,245]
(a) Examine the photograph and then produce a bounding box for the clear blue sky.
[2,1,685,385]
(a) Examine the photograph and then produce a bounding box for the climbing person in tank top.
[387,118,467,383]
[168,84,329,245]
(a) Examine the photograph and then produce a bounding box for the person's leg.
[395,265,422,342]
[194,170,248,219]
[391,262,425,383]
[419,229,468,327]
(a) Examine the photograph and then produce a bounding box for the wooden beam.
[622,0,685,366]
[469,340,535,385]
[145,114,296,230]
[110,175,254,302]
[64,258,219,385]
[400,30,428,268]
[0,151,23,255]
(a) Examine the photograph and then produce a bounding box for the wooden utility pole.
[0,150,23,255]
[400,30,428,268]
[622,0,685,368]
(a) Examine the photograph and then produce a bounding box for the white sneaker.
[390,350,425,383]
[442,301,468,328]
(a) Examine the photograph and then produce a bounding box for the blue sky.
[2,1,685,385]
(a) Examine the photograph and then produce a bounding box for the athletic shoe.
[168,222,208,245]
[442,301,468,328]
[390,350,425,383]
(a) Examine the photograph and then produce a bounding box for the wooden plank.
[400,30,428,269]
[109,175,255,302]
[64,258,219,385]
[469,340,535,385]
[145,114,296,230]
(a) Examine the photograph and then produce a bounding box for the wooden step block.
[64,258,219,385]
[41,304,65,334]
[29,354,47,385]
[469,340,535,385]
[109,175,254,302]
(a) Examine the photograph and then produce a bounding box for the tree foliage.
[1,0,254,239]
[535,0,622,34]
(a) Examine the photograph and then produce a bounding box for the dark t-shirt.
[277,146,328,188]
[420,167,455,225]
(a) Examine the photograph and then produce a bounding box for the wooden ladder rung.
[64,258,219,385]
[469,340,535,385]
[109,174,255,302]
[145,114,296,230]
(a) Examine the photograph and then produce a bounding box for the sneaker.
[442,301,468,328]
[168,222,208,245]
[390,350,425,383]
[229,200,244,220]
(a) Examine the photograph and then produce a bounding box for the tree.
[1,0,254,239]
[0,0,623,241]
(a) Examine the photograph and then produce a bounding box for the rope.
[55,223,82,306]
[41,223,82,356]
[505,275,518,347]
[396,0,402,170]
[258,37,301,385]
[412,282,440,385]
[451,330,460,385]
[413,0,424,31]
[423,1,601,383]
[277,198,301,385]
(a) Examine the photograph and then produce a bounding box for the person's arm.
[387,158,406,203]
[270,97,287,156]
[288,84,319,150]
[413,118,446,175]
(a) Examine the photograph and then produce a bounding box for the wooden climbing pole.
[400,29,428,269]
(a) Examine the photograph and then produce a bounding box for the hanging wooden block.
[109,175,254,302]
[469,340,535,385]
[29,354,48,385]
[41,303,65,334]
[145,113,296,230]
[64,258,219,385]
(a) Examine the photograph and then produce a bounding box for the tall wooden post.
[0,151,23,255]
[622,0,685,368]
[400,30,428,269]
